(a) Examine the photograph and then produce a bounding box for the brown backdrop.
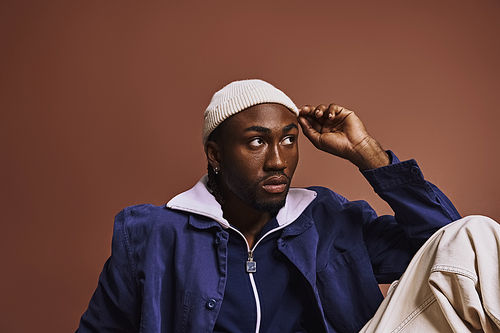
[1,0,499,331]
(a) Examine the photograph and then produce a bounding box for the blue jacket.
[77,155,460,333]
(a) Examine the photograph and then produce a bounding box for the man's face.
[216,103,299,213]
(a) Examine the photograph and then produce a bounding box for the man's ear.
[205,141,221,171]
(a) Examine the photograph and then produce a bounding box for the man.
[77,79,499,332]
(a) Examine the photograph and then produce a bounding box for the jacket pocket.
[316,243,383,333]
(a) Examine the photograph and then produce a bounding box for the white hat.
[202,79,299,144]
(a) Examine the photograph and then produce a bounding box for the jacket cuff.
[361,151,426,192]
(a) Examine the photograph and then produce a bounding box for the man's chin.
[253,197,287,213]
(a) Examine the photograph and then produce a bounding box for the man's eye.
[282,136,295,145]
[249,138,264,147]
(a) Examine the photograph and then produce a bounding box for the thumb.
[298,116,321,146]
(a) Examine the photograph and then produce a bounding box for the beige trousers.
[360,215,500,333]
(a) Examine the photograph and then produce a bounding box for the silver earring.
[214,166,219,175]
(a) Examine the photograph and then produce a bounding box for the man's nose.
[264,144,286,170]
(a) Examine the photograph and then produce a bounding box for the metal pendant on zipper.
[246,250,257,273]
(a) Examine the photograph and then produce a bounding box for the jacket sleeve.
[77,209,141,333]
[360,151,461,283]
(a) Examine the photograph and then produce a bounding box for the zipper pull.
[246,250,257,273]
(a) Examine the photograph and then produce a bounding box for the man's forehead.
[216,104,298,140]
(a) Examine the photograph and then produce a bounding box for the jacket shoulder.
[304,186,377,224]
[122,203,170,218]
[306,186,349,206]
[116,203,191,234]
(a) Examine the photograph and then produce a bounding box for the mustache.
[257,171,291,184]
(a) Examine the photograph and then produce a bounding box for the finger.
[329,103,350,117]
[299,105,316,117]
[300,113,324,133]
[322,104,352,127]
[299,105,326,131]
[298,116,321,145]
[314,104,327,119]
[325,104,339,119]
[297,116,312,135]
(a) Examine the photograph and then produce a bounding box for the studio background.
[1,1,499,331]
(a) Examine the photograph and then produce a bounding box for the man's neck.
[222,198,275,249]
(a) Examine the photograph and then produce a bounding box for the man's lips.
[262,175,289,194]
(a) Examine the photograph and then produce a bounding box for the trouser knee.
[444,215,499,236]
[431,215,500,270]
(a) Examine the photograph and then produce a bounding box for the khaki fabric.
[361,216,500,333]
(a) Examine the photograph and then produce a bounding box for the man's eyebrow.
[243,124,298,133]
[243,126,271,133]
[283,123,298,133]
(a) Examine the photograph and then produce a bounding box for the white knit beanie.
[202,79,299,144]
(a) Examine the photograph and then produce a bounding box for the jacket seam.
[122,208,138,278]
[391,294,437,333]
[121,208,143,332]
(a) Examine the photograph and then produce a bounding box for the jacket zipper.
[228,224,288,333]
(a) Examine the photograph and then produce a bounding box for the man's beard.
[252,195,287,213]
[224,171,291,213]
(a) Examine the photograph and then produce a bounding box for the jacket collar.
[166,175,317,229]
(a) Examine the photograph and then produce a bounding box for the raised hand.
[298,104,389,170]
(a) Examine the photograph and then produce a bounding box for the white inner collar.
[166,175,317,229]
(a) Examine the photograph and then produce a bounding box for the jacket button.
[206,299,217,310]
[410,166,420,175]
[214,236,221,246]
